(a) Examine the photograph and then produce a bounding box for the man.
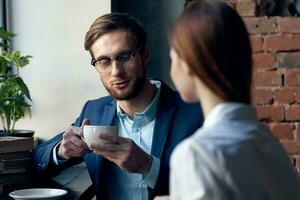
[33,13,203,200]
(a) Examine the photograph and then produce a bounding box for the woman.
[156,0,300,199]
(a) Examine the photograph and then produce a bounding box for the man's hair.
[170,0,252,104]
[84,13,147,52]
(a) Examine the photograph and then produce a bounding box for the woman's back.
[171,103,300,200]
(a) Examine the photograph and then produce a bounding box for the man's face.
[90,30,147,100]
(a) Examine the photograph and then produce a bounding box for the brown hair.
[84,13,147,52]
[170,0,252,104]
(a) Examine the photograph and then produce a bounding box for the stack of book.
[0,136,34,193]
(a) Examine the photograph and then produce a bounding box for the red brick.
[297,91,300,103]
[285,69,300,87]
[250,35,263,52]
[277,52,300,69]
[274,88,299,104]
[269,122,294,140]
[256,106,284,121]
[236,1,256,17]
[253,71,282,87]
[251,89,273,105]
[281,141,300,154]
[279,18,300,33]
[243,17,277,34]
[286,105,300,121]
[253,53,275,70]
[295,123,300,140]
[265,34,300,52]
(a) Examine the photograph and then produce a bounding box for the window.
[0,0,7,28]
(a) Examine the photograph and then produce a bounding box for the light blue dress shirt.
[52,81,162,199]
[171,103,300,200]
[105,80,161,200]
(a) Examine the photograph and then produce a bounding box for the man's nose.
[110,61,124,76]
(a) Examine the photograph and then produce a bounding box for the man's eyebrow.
[116,49,133,55]
[94,55,110,61]
[95,49,134,60]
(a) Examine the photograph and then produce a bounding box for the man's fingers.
[91,147,119,159]
[98,134,128,144]
[91,143,119,152]
[69,126,84,138]
[71,135,89,150]
[62,132,89,152]
[81,118,90,128]
[64,119,90,139]
[60,140,85,158]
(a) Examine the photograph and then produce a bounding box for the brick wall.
[234,1,300,171]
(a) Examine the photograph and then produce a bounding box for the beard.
[102,72,147,100]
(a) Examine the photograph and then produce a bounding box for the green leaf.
[17,55,32,68]
[11,51,21,60]
[0,27,15,41]
[20,101,31,107]
[2,51,13,62]
[0,57,8,74]
[0,27,33,131]
[0,42,9,49]
[14,77,32,101]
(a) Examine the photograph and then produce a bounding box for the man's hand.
[90,134,153,175]
[57,119,90,160]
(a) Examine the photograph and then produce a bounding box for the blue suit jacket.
[33,82,203,199]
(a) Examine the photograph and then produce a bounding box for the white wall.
[9,0,110,139]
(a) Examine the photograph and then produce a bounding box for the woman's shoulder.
[170,125,243,167]
[170,128,209,165]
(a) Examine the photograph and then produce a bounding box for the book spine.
[0,168,27,174]
[0,158,31,169]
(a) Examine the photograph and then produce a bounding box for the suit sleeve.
[32,101,89,176]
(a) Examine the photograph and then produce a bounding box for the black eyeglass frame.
[90,48,142,67]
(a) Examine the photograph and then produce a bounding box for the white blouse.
[170,103,300,200]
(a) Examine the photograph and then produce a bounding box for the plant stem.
[1,114,7,132]
[12,115,16,133]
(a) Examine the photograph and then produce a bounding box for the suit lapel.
[151,83,177,158]
[151,105,176,158]
[98,100,116,125]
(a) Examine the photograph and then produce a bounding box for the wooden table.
[0,162,95,200]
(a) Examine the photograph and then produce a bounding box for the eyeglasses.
[91,48,140,73]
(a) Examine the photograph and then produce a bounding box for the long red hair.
[170,0,252,103]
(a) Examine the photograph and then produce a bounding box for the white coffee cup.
[83,125,118,148]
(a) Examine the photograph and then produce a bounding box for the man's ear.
[142,44,151,64]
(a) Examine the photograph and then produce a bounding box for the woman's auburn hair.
[170,0,253,104]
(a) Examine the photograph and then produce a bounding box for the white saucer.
[9,188,67,200]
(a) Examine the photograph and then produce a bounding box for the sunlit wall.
[9,0,110,139]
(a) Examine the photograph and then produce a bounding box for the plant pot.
[0,130,35,137]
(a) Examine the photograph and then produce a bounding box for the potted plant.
[0,27,33,136]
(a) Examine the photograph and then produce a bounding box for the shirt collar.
[116,80,161,128]
[203,102,257,128]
